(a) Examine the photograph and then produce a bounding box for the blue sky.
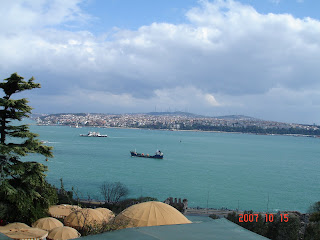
[1,0,320,124]
[81,0,320,32]
[82,0,197,33]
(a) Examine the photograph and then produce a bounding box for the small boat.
[80,131,108,137]
[130,150,164,159]
[71,123,82,128]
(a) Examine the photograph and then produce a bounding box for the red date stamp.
[238,213,289,223]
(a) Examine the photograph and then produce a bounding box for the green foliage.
[309,201,320,223]
[227,211,300,240]
[209,214,219,219]
[0,161,58,224]
[57,178,74,204]
[0,73,57,224]
[139,121,320,136]
[227,211,267,236]
[269,213,300,240]
[304,222,320,240]
[310,212,320,223]
[0,73,52,158]
[102,196,158,214]
[79,219,130,236]
[309,202,320,214]
[138,196,158,202]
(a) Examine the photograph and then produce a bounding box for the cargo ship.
[130,150,164,159]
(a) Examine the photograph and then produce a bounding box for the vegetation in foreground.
[225,203,320,240]
[304,201,320,240]
[226,211,300,240]
[0,73,58,225]
[58,178,158,214]
[57,179,158,236]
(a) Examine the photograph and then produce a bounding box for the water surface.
[25,122,320,212]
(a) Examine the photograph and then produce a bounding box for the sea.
[23,120,320,213]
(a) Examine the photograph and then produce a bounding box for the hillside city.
[35,112,319,136]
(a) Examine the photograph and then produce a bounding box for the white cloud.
[0,0,89,33]
[205,94,220,106]
[27,86,222,115]
[1,0,320,123]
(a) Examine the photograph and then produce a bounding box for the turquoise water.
[25,121,320,213]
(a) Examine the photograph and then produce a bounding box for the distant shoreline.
[36,123,320,139]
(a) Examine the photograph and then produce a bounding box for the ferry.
[130,150,164,159]
[80,131,108,137]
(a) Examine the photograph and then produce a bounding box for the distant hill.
[146,111,204,117]
[35,112,260,121]
[146,112,260,120]
[214,115,261,121]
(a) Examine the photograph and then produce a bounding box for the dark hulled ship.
[130,150,164,159]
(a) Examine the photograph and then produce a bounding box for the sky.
[1,0,320,124]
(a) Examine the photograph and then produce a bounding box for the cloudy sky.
[1,0,320,124]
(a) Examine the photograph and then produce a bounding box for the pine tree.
[0,73,57,224]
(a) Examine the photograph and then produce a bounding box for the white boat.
[80,131,108,137]
[71,123,82,128]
